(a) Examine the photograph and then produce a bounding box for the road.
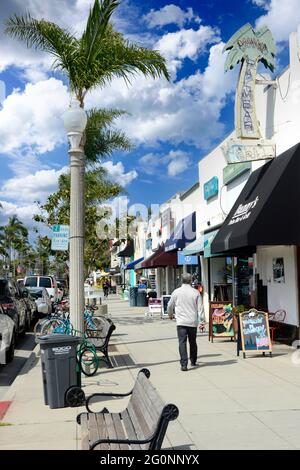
[0,331,36,400]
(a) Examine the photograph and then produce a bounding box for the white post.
[69,149,85,333]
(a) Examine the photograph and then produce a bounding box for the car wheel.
[6,332,15,363]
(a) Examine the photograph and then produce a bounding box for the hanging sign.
[222,139,275,164]
[223,23,276,162]
[51,225,69,251]
[238,309,272,358]
[177,253,198,265]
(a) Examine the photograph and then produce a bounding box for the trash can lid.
[36,334,82,345]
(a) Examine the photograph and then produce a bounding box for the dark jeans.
[177,325,198,367]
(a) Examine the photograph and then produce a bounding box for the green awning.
[182,237,204,255]
[204,230,219,258]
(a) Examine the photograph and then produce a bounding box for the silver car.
[27,288,52,315]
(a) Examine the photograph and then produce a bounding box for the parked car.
[0,278,28,337]
[27,287,52,315]
[20,287,38,323]
[24,276,58,303]
[0,305,15,364]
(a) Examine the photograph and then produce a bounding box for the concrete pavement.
[1,294,300,449]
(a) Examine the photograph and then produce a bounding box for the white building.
[196,27,300,336]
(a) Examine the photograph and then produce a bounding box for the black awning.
[117,241,134,257]
[211,143,300,254]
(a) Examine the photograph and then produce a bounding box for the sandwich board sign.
[51,225,69,251]
[237,309,272,358]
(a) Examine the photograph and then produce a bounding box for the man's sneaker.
[181,365,188,371]
[191,362,199,368]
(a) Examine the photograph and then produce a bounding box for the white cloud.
[252,0,269,8]
[102,161,138,186]
[256,0,300,42]
[0,167,68,203]
[86,41,236,149]
[0,200,41,227]
[139,150,192,177]
[144,4,200,29]
[0,78,69,154]
[156,25,220,64]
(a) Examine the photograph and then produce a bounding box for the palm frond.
[81,0,120,64]
[5,14,79,74]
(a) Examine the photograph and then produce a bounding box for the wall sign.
[177,252,198,265]
[223,23,276,162]
[204,177,219,201]
[223,162,251,185]
[238,309,272,358]
[209,302,235,342]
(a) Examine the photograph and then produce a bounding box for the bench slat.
[81,414,90,450]
[132,381,159,431]
[104,413,120,450]
[112,413,130,450]
[127,396,154,450]
[94,413,109,450]
[88,414,101,450]
[121,409,142,450]
[138,373,165,417]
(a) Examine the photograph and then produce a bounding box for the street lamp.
[63,97,87,332]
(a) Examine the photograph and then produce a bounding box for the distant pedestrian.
[167,273,204,371]
[103,279,109,298]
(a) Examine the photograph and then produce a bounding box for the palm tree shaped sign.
[224,23,276,140]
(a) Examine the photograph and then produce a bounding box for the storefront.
[211,143,300,340]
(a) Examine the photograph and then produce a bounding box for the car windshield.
[39,277,52,288]
[25,277,38,287]
[28,289,44,299]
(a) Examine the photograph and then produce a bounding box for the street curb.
[1,344,40,404]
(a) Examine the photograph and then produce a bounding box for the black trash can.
[136,290,148,307]
[129,287,138,307]
[36,334,82,409]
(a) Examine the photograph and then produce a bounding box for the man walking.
[167,273,204,371]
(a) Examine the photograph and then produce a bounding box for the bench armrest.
[85,390,133,413]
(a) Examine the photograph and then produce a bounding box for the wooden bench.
[78,368,179,450]
[85,316,116,368]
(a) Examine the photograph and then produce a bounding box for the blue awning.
[125,257,144,270]
[165,212,196,252]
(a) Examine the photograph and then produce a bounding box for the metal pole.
[69,148,85,333]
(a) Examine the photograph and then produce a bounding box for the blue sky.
[0,0,299,229]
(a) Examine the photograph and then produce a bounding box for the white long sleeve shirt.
[167,284,204,328]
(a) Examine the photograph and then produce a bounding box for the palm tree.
[2,216,29,277]
[224,23,276,140]
[5,0,170,108]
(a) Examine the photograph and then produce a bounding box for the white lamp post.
[63,97,87,332]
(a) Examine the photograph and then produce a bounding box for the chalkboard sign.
[209,301,235,342]
[161,295,171,318]
[238,309,272,358]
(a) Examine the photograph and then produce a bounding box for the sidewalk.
[1,295,300,449]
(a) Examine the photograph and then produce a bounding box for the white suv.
[24,276,58,303]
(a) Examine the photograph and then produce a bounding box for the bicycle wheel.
[79,347,99,376]
[41,318,66,335]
